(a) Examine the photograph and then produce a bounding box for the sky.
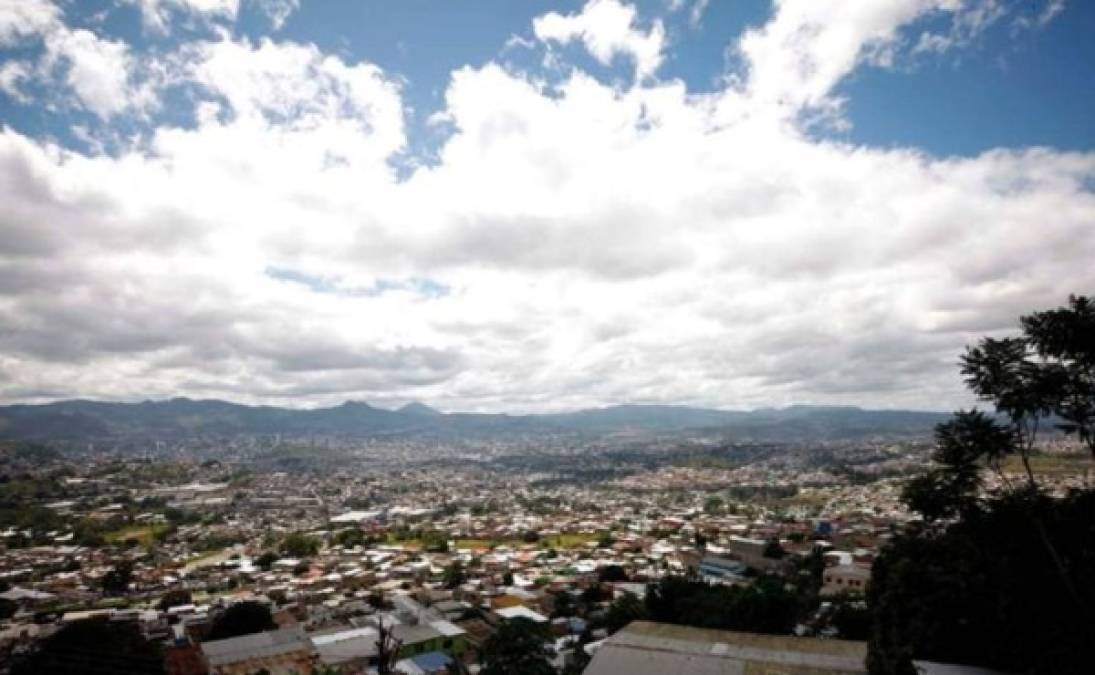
[0,0,1093,413]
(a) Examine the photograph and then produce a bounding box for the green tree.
[644,575,801,635]
[279,532,319,558]
[901,410,1011,520]
[443,560,466,589]
[561,631,593,675]
[995,294,1095,459]
[762,538,786,560]
[869,296,1095,675]
[12,618,164,675]
[828,594,871,641]
[333,527,365,548]
[206,601,276,641]
[604,591,648,634]
[156,588,192,611]
[598,564,628,583]
[100,561,133,595]
[480,617,554,675]
[255,551,278,571]
[703,495,724,514]
[552,591,576,618]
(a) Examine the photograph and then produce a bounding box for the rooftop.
[200,626,312,667]
[583,621,867,675]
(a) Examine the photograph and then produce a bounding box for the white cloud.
[0,0,155,118]
[0,0,59,45]
[252,0,300,30]
[913,0,1006,54]
[130,0,240,33]
[735,0,952,121]
[665,0,708,28]
[734,1,1060,126]
[131,0,299,33]
[180,36,405,172]
[1013,0,1066,31]
[0,1,1092,411]
[40,28,136,118]
[534,0,666,80]
[913,0,1065,56]
[0,61,31,102]
[689,0,710,28]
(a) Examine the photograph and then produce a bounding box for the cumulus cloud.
[129,0,239,33]
[0,0,1091,411]
[130,0,300,33]
[734,0,954,123]
[0,1,57,49]
[534,0,666,80]
[41,28,140,118]
[0,0,155,118]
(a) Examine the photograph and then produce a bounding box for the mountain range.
[0,398,952,443]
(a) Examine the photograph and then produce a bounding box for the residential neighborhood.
[3,432,1088,673]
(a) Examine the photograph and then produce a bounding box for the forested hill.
[0,399,951,443]
[0,394,950,442]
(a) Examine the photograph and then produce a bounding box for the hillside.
[0,399,950,443]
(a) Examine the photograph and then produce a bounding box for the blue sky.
[3,1,1092,159]
[0,0,1093,411]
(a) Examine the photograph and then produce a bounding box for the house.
[821,564,871,596]
[583,621,867,675]
[726,535,785,571]
[200,626,315,675]
[394,620,469,660]
[311,626,379,672]
[697,554,747,582]
[0,587,55,605]
[394,649,457,674]
[494,606,548,623]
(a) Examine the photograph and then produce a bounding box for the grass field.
[104,523,170,547]
[1002,453,1093,476]
[540,532,600,549]
[181,548,234,573]
[451,532,601,550]
[386,531,604,551]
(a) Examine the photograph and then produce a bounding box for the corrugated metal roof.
[200,626,311,666]
[585,644,747,675]
[315,635,378,664]
[430,619,467,637]
[583,622,867,675]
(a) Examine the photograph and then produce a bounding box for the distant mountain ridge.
[0,398,952,443]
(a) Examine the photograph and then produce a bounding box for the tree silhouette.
[100,561,133,595]
[480,617,554,675]
[206,601,276,641]
[12,618,163,675]
[901,410,1011,521]
[604,591,647,634]
[869,295,1095,675]
[597,564,628,582]
[443,560,466,589]
[374,616,402,675]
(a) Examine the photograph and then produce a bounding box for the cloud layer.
[0,0,1091,412]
